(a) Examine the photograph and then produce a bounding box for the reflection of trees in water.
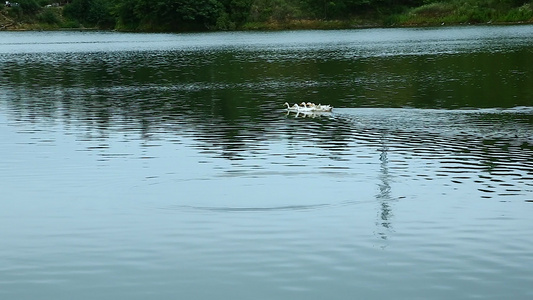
[376,133,393,240]
[3,81,533,199]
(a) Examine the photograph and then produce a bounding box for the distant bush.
[61,18,80,28]
[37,7,61,24]
[411,2,454,17]
[18,0,41,15]
[503,3,533,21]
[6,5,22,18]
[215,11,237,30]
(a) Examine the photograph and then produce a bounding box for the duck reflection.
[285,110,332,118]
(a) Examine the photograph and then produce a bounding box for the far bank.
[1,0,532,32]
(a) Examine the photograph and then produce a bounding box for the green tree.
[17,0,41,15]
[221,0,253,25]
[64,0,114,27]
[115,0,140,30]
[126,0,224,31]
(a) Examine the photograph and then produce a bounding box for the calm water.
[1,26,533,299]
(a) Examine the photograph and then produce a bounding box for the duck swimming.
[284,102,332,112]
[315,104,332,112]
[284,102,301,111]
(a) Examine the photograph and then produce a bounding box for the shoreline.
[2,20,533,33]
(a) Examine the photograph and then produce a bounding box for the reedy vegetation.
[1,0,532,31]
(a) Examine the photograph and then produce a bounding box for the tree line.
[2,0,532,31]
[0,0,433,30]
[62,0,417,30]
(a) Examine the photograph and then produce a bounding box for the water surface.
[1,26,533,299]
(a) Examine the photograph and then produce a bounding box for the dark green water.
[1,26,532,299]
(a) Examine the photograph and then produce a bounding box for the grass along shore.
[387,1,533,27]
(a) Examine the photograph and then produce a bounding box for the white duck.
[315,104,332,112]
[284,102,332,112]
[284,102,300,111]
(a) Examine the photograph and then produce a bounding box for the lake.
[1,26,532,299]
